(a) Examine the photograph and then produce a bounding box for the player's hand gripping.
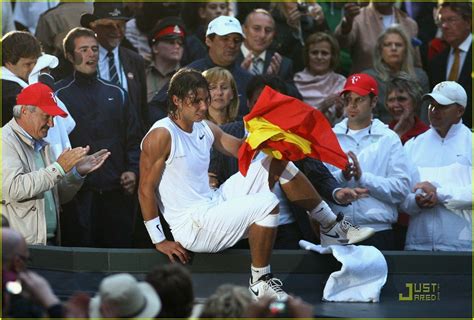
[155,240,190,264]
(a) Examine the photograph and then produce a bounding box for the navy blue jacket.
[56,71,142,191]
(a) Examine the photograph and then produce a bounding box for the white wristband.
[144,216,166,244]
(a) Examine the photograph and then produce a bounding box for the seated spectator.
[401,81,472,251]
[2,82,109,245]
[327,74,411,250]
[199,284,253,318]
[270,2,328,72]
[189,15,252,116]
[318,2,352,75]
[146,264,194,318]
[89,273,161,318]
[364,25,429,123]
[202,67,239,125]
[1,31,41,126]
[238,9,300,98]
[294,32,346,125]
[385,73,430,250]
[428,2,471,128]
[146,17,185,102]
[335,2,418,74]
[2,228,64,318]
[386,73,429,144]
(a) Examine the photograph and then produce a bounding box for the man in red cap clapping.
[325,73,412,250]
[2,82,110,245]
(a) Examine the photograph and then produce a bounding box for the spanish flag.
[238,86,348,176]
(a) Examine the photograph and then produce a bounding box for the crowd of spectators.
[2,0,471,250]
[1,0,472,315]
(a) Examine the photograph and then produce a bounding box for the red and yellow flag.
[238,86,348,176]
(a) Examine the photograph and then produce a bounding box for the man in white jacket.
[327,73,411,250]
[401,82,472,251]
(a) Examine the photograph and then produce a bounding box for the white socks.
[308,200,337,229]
[251,265,271,283]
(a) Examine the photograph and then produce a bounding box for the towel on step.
[299,240,387,302]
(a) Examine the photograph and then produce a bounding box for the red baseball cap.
[16,83,68,117]
[340,73,379,96]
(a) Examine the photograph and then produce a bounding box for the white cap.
[424,81,467,108]
[206,15,243,37]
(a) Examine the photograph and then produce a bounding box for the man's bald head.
[2,229,28,270]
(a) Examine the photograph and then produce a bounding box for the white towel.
[299,240,388,302]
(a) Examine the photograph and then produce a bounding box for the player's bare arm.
[206,120,243,158]
[139,127,190,264]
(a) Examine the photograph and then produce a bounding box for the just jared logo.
[399,283,440,301]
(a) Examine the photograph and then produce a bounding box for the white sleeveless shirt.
[142,117,215,229]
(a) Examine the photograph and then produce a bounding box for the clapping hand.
[57,146,89,173]
[342,151,362,181]
[241,53,253,71]
[75,148,111,176]
[266,53,282,75]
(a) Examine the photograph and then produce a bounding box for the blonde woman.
[364,25,429,124]
[202,67,239,125]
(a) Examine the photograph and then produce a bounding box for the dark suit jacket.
[119,46,149,132]
[236,49,302,99]
[429,45,472,128]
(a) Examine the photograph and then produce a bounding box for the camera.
[268,297,290,318]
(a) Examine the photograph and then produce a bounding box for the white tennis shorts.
[172,156,279,253]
